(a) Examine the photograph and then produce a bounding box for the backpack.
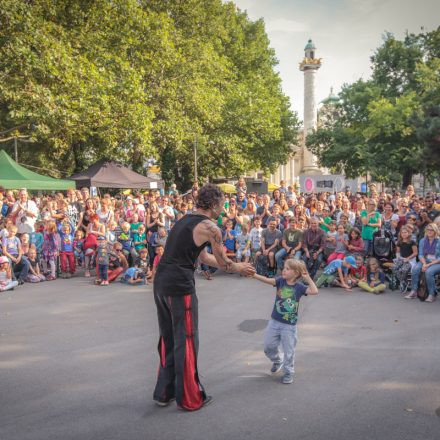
[417,272,428,302]
[255,255,269,277]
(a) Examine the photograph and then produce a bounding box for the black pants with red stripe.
[153,291,207,410]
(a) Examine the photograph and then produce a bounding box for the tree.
[307,28,440,188]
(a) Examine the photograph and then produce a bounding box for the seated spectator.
[315,255,357,290]
[406,223,440,301]
[26,246,46,283]
[258,218,282,277]
[348,255,367,288]
[0,256,19,292]
[134,247,151,279]
[275,217,303,271]
[236,224,251,263]
[392,226,418,293]
[347,227,364,256]
[249,217,263,261]
[20,233,30,255]
[302,218,325,279]
[2,224,30,284]
[223,219,236,258]
[358,258,387,294]
[121,266,146,285]
[151,245,164,282]
[327,224,349,263]
[323,220,337,260]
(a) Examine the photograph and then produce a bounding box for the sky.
[233,0,440,122]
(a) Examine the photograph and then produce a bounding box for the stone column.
[302,69,319,172]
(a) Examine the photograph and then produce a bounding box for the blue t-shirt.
[223,229,236,251]
[323,259,348,275]
[271,277,307,325]
[367,271,386,286]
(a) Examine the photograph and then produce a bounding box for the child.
[135,247,151,280]
[73,230,85,267]
[0,256,19,292]
[347,227,364,256]
[253,259,318,384]
[118,222,133,262]
[223,219,236,258]
[2,224,30,284]
[392,226,417,294]
[26,246,46,283]
[327,223,349,263]
[41,221,60,281]
[348,255,367,288]
[236,224,251,263]
[58,220,75,278]
[150,245,164,282]
[315,255,357,291]
[323,220,337,260]
[132,223,147,260]
[29,222,44,258]
[95,236,109,286]
[20,233,30,256]
[358,258,387,294]
[249,217,263,260]
[121,266,146,285]
[106,221,118,245]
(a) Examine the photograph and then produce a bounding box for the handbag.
[417,272,429,302]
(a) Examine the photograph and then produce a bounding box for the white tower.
[299,39,322,173]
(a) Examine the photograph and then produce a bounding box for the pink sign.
[305,178,314,192]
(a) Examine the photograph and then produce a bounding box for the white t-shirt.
[12,200,38,234]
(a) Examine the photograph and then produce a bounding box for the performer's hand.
[237,262,256,277]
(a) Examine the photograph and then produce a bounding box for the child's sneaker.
[282,373,294,384]
[270,362,282,374]
[101,280,109,286]
[60,271,67,279]
[85,270,91,277]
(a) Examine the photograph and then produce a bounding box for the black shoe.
[154,397,175,407]
[18,279,25,285]
[270,362,282,374]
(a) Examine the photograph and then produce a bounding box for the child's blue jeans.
[98,264,108,281]
[264,319,298,375]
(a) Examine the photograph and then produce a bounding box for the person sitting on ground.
[275,217,303,271]
[358,257,387,294]
[347,227,364,257]
[2,224,30,284]
[134,247,151,280]
[315,255,357,290]
[249,217,263,262]
[235,224,251,263]
[0,256,19,292]
[327,223,349,263]
[26,246,46,283]
[20,233,30,256]
[347,255,367,288]
[121,266,146,285]
[222,219,236,259]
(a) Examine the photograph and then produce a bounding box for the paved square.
[1,273,439,440]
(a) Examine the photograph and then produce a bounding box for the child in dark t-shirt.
[253,259,318,384]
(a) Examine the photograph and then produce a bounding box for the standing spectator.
[10,188,39,235]
[361,200,381,256]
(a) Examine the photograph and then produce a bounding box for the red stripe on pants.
[181,295,203,411]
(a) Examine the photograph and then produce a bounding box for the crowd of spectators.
[1,181,439,301]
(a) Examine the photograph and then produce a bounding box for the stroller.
[372,228,396,289]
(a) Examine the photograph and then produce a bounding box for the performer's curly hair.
[196,184,224,211]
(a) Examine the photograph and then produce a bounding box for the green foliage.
[307,27,440,188]
[0,0,299,189]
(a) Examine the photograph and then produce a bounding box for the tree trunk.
[402,169,413,189]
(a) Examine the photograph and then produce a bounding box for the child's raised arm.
[253,273,276,286]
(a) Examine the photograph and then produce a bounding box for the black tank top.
[154,213,210,296]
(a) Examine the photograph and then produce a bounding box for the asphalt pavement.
[1,271,439,440]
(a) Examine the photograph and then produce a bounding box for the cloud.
[266,18,309,34]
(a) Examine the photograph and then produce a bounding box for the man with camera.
[10,188,39,235]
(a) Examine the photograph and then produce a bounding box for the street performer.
[153,183,255,411]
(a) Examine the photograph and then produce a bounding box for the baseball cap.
[345,256,357,268]
[284,210,294,217]
[0,256,9,264]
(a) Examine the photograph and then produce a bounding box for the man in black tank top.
[153,184,255,411]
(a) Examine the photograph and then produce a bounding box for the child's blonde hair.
[45,221,57,234]
[284,259,306,276]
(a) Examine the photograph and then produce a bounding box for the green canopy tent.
[0,150,75,190]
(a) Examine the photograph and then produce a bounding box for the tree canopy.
[0,0,299,190]
[307,28,440,188]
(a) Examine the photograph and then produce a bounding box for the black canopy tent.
[70,159,164,189]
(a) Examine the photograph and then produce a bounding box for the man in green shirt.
[275,218,303,270]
